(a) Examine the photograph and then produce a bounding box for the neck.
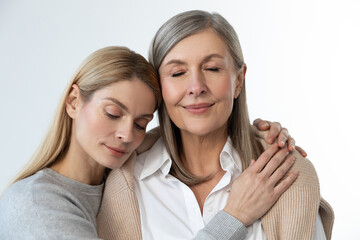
[180,126,227,176]
[51,137,105,186]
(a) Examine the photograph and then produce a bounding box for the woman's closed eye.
[171,71,185,77]
[104,107,122,120]
[106,112,120,120]
[134,119,149,131]
[205,67,220,72]
[134,123,146,131]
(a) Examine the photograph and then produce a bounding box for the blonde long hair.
[149,10,264,185]
[5,46,161,191]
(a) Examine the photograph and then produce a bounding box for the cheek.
[77,107,110,140]
[213,77,235,100]
[161,78,183,105]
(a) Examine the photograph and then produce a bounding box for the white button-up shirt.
[134,137,325,240]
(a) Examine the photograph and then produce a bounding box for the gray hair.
[149,10,244,72]
[149,10,263,185]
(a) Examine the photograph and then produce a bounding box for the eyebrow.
[163,53,225,66]
[200,54,224,65]
[103,97,154,118]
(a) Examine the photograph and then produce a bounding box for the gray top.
[195,210,247,240]
[0,168,246,239]
[0,168,103,240]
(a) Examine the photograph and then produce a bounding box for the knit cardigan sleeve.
[255,130,334,240]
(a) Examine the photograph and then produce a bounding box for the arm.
[194,211,247,240]
[260,149,334,239]
[194,142,298,240]
[254,120,334,239]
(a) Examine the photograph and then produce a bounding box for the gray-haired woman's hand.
[223,143,298,226]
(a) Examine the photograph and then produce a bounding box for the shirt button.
[207,206,213,212]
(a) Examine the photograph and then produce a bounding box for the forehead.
[163,29,231,63]
[90,78,156,112]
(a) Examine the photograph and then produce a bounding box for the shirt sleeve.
[193,210,248,240]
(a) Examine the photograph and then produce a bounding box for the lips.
[183,103,214,113]
[104,145,128,157]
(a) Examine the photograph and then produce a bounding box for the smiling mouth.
[183,103,215,113]
[104,145,128,157]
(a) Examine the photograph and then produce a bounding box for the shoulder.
[254,129,319,188]
[0,170,59,210]
[0,170,100,239]
[290,151,319,189]
[0,169,83,218]
[0,171,54,238]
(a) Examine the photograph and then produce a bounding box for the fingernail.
[262,122,270,127]
[280,140,285,146]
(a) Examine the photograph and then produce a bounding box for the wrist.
[223,205,250,227]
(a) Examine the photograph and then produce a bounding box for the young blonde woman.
[0,46,162,239]
[0,45,298,239]
[98,11,334,240]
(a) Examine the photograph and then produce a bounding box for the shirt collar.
[220,138,242,173]
[139,137,243,180]
[139,138,172,180]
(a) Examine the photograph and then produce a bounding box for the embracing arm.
[194,210,247,240]
[194,142,298,240]
[194,119,303,240]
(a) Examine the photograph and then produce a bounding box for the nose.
[187,70,207,96]
[115,119,133,143]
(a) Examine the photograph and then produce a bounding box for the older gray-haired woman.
[98,10,334,240]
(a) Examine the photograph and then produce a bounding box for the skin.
[159,29,298,225]
[51,78,156,185]
[253,118,307,157]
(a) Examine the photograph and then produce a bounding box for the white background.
[1,0,359,238]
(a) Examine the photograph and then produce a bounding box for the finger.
[286,135,296,151]
[277,128,289,148]
[260,147,289,178]
[268,155,296,186]
[253,118,270,130]
[251,143,279,173]
[267,122,281,144]
[249,159,256,166]
[273,171,299,197]
[295,146,307,157]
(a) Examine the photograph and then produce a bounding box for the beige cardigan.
[97,127,334,240]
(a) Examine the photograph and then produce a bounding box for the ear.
[234,63,247,99]
[65,84,81,119]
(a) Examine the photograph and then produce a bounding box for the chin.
[102,157,129,170]
[182,123,228,139]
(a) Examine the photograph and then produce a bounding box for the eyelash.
[106,112,119,119]
[135,123,146,131]
[106,112,146,131]
[171,68,219,77]
[206,67,219,72]
[171,72,184,77]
